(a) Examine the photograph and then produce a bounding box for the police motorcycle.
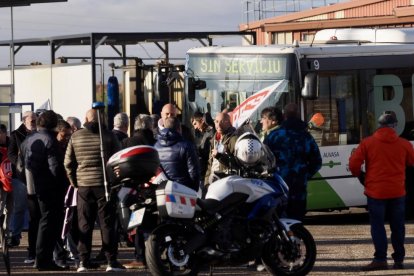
[142,131,316,276]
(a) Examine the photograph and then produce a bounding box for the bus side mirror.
[187,77,206,102]
[301,73,318,100]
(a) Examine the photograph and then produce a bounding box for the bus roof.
[187,40,414,59]
[187,28,414,59]
[314,28,414,44]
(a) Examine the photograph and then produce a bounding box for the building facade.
[240,0,414,45]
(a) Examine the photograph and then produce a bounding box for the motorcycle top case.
[106,145,160,185]
[156,180,198,219]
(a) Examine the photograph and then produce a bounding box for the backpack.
[0,147,12,192]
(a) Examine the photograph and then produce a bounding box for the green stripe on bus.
[322,160,341,168]
[307,176,346,210]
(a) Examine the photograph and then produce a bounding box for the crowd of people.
[1,101,410,273]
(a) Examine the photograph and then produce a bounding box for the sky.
[0,0,351,75]
[0,0,245,68]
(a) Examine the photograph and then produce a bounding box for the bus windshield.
[185,53,294,124]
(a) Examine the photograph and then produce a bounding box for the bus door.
[303,71,365,211]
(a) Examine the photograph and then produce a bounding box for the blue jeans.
[9,178,28,239]
[367,196,405,263]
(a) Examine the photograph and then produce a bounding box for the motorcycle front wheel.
[262,223,316,276]
[146,223,200,276]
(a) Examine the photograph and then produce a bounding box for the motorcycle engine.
[211,217,251,253]
[207,216,268,263]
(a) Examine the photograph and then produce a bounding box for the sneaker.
[361,261,388,271]
[24,256,35,264]
[393,262,404,269]
[246,260,256,268]
[256,264,266,272]
[77,262,88,273]
[124,260,146,269]
[106,261,126,272]
[77,260,100,272]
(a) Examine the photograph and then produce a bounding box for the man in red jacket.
[349,111,414,271]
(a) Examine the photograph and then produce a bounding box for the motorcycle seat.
[196,198,221,213]
[197,193,249,214]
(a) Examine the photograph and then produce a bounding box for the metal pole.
[92,102,110,201]
[96,107,110,202]
[10,6,15,101]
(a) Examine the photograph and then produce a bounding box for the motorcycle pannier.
[156,180,198,219]
[106,145,160,185]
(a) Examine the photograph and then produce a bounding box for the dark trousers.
[27,195,40,259]
[77,186,118,263]
[36,193,62,267]
[54,191,68,262]
[134,229,146,262]
[285,174,307,221]
[368,196,406,263]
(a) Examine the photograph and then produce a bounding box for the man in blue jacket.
[264,103,322,220]
[155,117,200,191]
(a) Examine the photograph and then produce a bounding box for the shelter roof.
[0,31,254,47]
[0,0,66,7]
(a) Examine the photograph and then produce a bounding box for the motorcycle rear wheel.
[146,224,200,276]
[262,224,316,276]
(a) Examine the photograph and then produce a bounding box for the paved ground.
[1,209,414,275]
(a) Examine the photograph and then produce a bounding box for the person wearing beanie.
[349,110,414,271]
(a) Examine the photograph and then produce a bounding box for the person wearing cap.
[349,111,414,271]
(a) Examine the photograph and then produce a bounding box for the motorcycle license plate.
[128,207,145,230]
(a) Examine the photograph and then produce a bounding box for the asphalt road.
[1,209,414,275]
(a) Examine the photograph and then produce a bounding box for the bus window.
[367,70,414,139]
[305,72,360,146]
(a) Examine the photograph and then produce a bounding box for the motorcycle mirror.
[187,77,206,102]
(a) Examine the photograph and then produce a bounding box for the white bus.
[183,28,414,213]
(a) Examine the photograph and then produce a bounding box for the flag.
[37,99,50,110]
[230,80,287,128]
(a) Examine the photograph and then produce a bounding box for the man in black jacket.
[21,110,68,271]
[112,112,129,142]
[191,111,215,185]
[7,111,36,258]
[122,114,156,148]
